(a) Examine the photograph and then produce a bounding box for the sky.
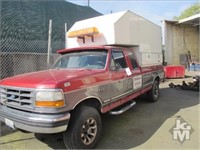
[67,0,198,26]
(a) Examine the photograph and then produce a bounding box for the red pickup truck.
[0,11,164,149]
[0,46,164,148]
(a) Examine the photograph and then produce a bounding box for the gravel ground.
[0,71,199,149]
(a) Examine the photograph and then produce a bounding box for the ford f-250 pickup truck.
[0,11,164,149]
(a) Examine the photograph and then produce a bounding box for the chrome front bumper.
[0,106,70,133]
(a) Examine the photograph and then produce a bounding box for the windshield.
[51,50,107,70]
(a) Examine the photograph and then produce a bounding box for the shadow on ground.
[34,86,199,149]
[0,122,17,136]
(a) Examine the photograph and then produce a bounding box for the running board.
[109,101,136,115]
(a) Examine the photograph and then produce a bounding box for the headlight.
[35,89,65,107]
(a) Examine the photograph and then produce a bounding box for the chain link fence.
[0,0,103,80]
[0,1,71,80]
[0,39,62,80]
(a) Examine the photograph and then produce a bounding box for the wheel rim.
[154,84,159,98]
[81,118,97,145]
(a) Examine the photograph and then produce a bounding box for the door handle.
[98,88,104,93]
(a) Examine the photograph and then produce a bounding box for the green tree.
[174,2,200,20]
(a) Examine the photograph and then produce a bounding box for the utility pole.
[88,0,90,7]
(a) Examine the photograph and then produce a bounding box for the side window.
[111,50,127,69]
[127,50,138,69]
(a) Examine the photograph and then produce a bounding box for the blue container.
[196,64,200,71]
[189,64,195,71]
[189,64,200,71]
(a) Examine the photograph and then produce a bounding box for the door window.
[111,50,127,69]
[127,50,138,69]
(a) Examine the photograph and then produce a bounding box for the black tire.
[147,80,159,102]
[63,106,102,149]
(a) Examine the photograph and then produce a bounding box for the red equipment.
[164,65,185,78]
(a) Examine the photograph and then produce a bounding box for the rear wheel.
[63,106,102,149]
[147,80,159,102]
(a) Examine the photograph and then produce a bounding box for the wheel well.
[154,76,160,83]
[73,98,102,113]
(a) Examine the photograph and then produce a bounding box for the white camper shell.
[67,10,162,66]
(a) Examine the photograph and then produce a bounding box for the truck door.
[126,49,142,91]
[109,50,133,105]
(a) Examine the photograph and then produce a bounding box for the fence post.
[47,19,52,68]
[65,23,68,48]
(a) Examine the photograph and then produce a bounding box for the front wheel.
[63,106,102,149]
[147,80,159,102]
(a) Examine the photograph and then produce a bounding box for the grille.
[0,86,35,110]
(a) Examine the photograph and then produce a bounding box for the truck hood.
[0,69,103,89]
